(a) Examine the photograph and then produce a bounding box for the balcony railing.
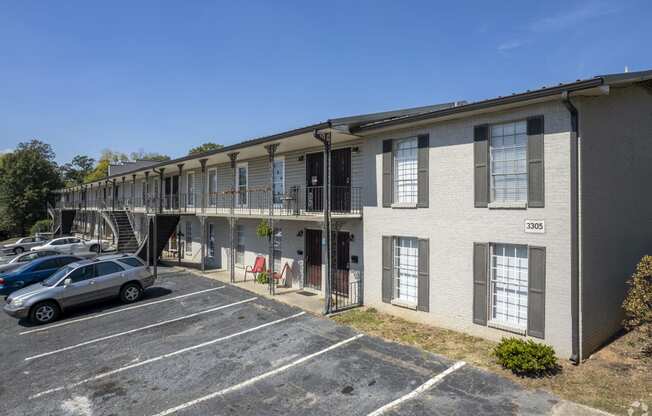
[56,186,362,217]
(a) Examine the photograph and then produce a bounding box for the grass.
[332,307,652,415]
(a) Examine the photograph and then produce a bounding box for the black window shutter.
[528,246,546,339]
[417,238,430,312]
[382,236,392,303]
[382,140,393,207]
[474,125,489,207]
[473,242,489,325]
[527,116,545,207]
[417,134,429,208]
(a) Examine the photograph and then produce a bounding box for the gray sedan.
[1,236,50,255]
[4,255,155,324]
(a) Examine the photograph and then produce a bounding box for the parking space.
[0,270,564,416]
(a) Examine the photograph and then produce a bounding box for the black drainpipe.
[562,91,581,364]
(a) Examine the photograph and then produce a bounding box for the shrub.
[30,219,52,235]
[493,337,558,376]
[623,256,652,353]
[256,220,272,239]
[256,271,269,284]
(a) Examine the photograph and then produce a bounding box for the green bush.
[30,219,52,235]
[256,271,269,284]
[256,220,272,238]
[623,256,652,353]
[493,337,559,376]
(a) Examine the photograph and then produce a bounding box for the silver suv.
[3,255,155,324]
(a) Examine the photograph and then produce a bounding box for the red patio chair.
[244,256,265,282]
[270,262,291,287]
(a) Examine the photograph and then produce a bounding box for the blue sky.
[1,0,651,164]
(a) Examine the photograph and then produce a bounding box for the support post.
[199,159,208,272]
[177,164,184,210]
[265,143,279,295]
[132,174,136,209]
[121,176,126,209]
[111,179,116,211]
[228,152,239,283]
[157,168,165,213]
[313,131,332,315]
[144,171,150,212]
[153,215,158,280]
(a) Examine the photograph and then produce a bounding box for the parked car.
[4,255,154,324]
[1,236,50,255]
[0,250,61,274]
[31,237,109,255]
[0,255,81,297]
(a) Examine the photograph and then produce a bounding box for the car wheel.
[30,301,60,325]
[14,247,24,254]
[90,244,100,253]
[120,283,142,304]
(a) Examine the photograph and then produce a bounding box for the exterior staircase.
[107,210,139,253]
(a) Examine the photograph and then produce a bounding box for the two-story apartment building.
[54,69,652,362]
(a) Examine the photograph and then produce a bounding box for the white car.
[31,237,109,255]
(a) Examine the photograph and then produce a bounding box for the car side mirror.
[63,278,72,287]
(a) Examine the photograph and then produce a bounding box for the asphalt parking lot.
[0,269,569,416]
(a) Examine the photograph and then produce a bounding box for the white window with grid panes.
[392,237,419,305]
[490,244,529,329]
[185,221,192,255]
[272,157,285,206]
[208,223,215,258]
[393,137,418,204]
[236,224,245,266]
[207,169,217,207]
[490,121,527,202]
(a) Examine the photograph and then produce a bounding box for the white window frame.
[207,168,218,208]
[392,137,419,205]
[392,236,419,306]
[489,243,529,331]
[272,156,285,207]
[187,172,195,208]
[185,221,192,255]
[235,224,245,266]
[489,120,528,204]
[208,223,215,258]
[236,162,248,207]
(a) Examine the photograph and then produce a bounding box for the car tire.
[90,244,100,253]
[30,301,60,325]
[120,283,142,304]
[14,247,24,254]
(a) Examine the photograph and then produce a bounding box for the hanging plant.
[256,219,273,238]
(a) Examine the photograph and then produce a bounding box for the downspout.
[562,91,581,364]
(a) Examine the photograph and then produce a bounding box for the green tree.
[188,142,223,155]
[61,154,95,186]
[84,150,127,182]
[130,149,170,162]
[0,140,63,237]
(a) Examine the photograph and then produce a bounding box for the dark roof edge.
[78,121,330,186]
[351,78,605,133]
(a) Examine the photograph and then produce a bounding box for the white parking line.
[29,311,306,399]
[366,361,466,416]
[24,297,257,362]
[150,334,365,416]
[20,287,226,335]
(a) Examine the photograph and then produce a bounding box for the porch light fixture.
[297,155,304,162]
[352,146,360,154]
[297,230,303,237]
[349,234,355,242]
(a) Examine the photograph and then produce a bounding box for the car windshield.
[41,265,73,287]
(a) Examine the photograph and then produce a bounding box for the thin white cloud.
[497,40,524,52]
[0,148,13,155]
[530,2,620,33]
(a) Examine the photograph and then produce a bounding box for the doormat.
[297,291,317,297]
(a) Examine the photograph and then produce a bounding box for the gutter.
[562,91,581,364]
[353,78,603,133]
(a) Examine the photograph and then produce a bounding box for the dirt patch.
[332,308,652,415]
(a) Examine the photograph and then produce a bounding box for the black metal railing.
[331,270,362,312]
[57,186,362,217]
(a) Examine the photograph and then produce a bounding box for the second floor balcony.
[59,185,363,219]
